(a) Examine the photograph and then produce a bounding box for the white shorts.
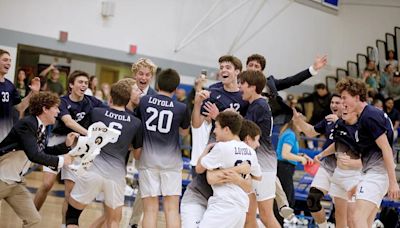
[199,196,246,228]
[71,171,125,209]
[139,169,182,198]
[329,167,362,200]
[253,171,276,201]
[311,167,332,193]
[43,134,67,174]
[181,201,207,228]
[61,166,78,182]
[355,172,389,208]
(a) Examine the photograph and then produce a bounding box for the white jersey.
[190,121,212,166]
[201,140,261,209]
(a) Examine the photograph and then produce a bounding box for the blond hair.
[131,58,157,76]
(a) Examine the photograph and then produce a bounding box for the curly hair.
[336,78,367,102]
[29,92,60,116]
[131,58,157,76]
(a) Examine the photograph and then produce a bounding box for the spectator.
[385,50,398,70]
[380,64,394,98]
[85,75,98,96]
[386,71,400,110]
[384,97,400,140]
[15,68,27,98]
[40,64,64,95]
[100,82,111,103]
[298,83,331,125]
[276,118,312,207]
[372,99,383,110]
[362,60,380,93]
[176,88,188,104]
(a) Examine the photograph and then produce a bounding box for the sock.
[317,221,328,228]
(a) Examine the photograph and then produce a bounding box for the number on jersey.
[1,92,9,102]
[229,103,240,111]
[145,107,173,133]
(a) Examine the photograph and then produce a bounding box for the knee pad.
[307,187,324,212]
[65,203,83,225]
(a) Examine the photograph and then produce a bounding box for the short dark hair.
[239,70,266,94]
[239,120,261,141]
[336,78,367,102]
[331,93,341,99]
[157,68,180,93]
[246,54,266,71]
[385,97,394,103]
[215,111,242,136]
[68,70,89,91]
[29,92,60,116]
[110,81,132,106]
[0,49,10,57]
[218,55,243,71]
[315,83,326,90]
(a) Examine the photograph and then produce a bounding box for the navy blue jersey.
[356,105,394,173]
[201,87,248,117]
[52,94,107,135]
[0,79,21,141]
[333,119,360,159]
[89,107,142,180]
[209,81,223,89]
[314,118,337,174]
[245,98,276,172]
[138,94,190,169]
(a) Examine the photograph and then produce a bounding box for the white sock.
[318,221,328,228]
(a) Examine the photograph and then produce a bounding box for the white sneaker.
[279,206,295,219]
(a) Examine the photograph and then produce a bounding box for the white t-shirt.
[201,140,262,209]
[190,121,212,166]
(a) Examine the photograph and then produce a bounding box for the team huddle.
[0,48,399,228]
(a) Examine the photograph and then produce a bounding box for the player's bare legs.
[63,180,75,224]
[34,171,57,210]
[164,195,181,228]
[142,197,159,228]
[258,199,281,228]
[244,193,258,228]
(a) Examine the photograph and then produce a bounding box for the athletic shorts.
[61,166,78,182]
[355,172,389,208]
[181,201,207,228]
[329,167,361,200]
[253,171,276,201]
[199,196,246,228]
[71,171,125,209]
[311,167,332,193]
[139,168,182,197]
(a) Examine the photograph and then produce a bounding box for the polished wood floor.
[0,171,166,228]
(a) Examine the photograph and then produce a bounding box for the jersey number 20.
[145,107,173,133]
